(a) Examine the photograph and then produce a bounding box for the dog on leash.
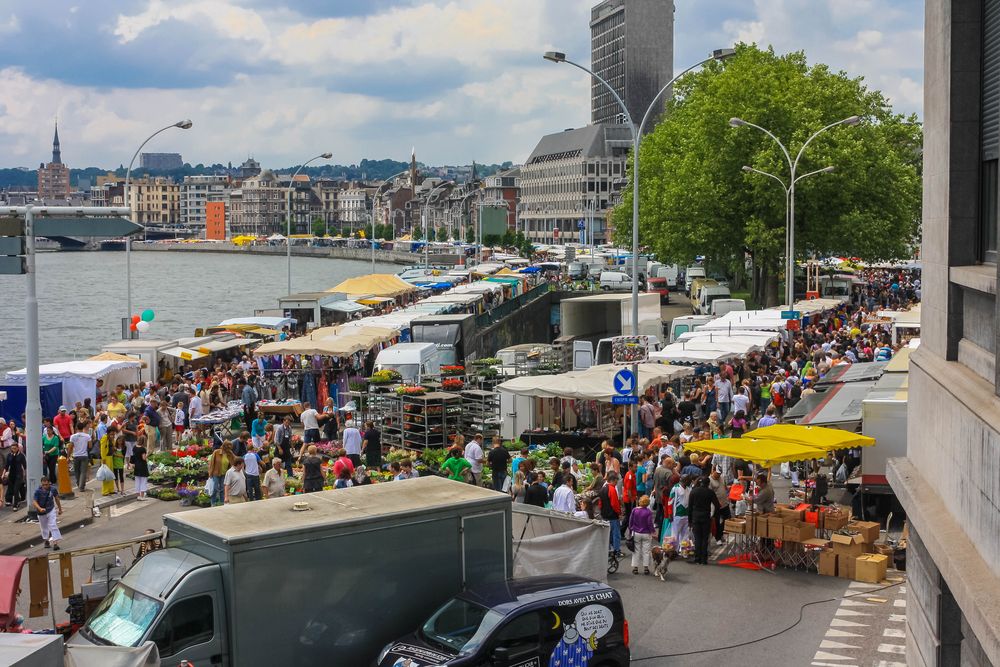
[650,545,674,581]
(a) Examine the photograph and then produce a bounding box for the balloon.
[131,315,140,324]
[129,323,138,332]
[141,309,155,323]
[136,320,151,333]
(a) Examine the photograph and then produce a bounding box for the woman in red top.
[621,459,639,539]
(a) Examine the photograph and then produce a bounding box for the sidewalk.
[0,488,95,555]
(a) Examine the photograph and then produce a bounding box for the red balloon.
[129,323,138,331]
[131,315,140,324]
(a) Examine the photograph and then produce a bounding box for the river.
[0,250,400,373]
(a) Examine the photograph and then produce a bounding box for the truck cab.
[684,265,706,295]
[377,575,630,667]
[374,342,442,383]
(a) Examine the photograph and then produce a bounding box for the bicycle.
[608,550,624,574]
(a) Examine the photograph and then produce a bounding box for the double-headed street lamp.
[545,47,734,429]
[423,181,454,267]
[286,152,332,294]
[123,119,192,335]
[730,115,860,306]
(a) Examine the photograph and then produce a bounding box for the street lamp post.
[545,47,734,425]
[123,120,192,336]
[286,152,332,294]
[730,115,860,306]
[422,181,454,268]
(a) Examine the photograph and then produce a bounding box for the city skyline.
[0,0,922,169]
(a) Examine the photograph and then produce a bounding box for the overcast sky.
[0,0,922,170]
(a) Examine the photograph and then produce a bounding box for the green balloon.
[140,309,155,322]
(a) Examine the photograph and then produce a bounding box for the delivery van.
[376,575,630,667]
[709,298,746,317]
[375,342,442,383]
[696,285,733,315]
[599,271,633,291]
[656,264,680,290]
[684,265,706,295]
[668,315,714,343]
[689,278,719,313]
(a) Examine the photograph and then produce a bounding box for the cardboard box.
[818,550,838,576]
[782,522,817,543]
[802,538,831,550]
[848,520,880,544]
[768,516,787,540]
[724,519,746,535]
[874,543,895,558]
[776,505,805,521]
[822,506,851,531]
[838,554,856,579]
[754,514,771,538]
[831,532,866,558]
[855,553,889,583]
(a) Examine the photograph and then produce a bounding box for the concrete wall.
[469,291,555,359]
[129,241,454,266]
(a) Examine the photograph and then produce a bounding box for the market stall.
[497,362,693,447]
[4,358,144,408]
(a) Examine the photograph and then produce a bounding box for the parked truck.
[70,478,513,666]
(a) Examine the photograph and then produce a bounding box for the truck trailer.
[71,477,512,666]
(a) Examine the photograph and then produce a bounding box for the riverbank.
[129,241,461,266]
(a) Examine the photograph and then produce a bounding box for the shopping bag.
[95,464,114,482]
[204,477,216,497]
[501,475,512,493]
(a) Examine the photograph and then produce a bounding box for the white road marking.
[812,651,855,661]
[883,628,906,638]
[834,609,870,617]
[875,661,906,667]
[830,618,869,628]
[820,640,860,650]
[877,643,906,654]
[887,614,906,623]
[812,663,858,667]
[839,599,874,607]
[898,586,906,594]
[893,599,906,607]
[825,629,863,638]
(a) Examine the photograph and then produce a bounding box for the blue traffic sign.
[613,368,635,395]
[612,395,638,405]
[780,310,801,320]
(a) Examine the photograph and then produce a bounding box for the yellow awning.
[749,424,876,450]
[686,437,829,467]
[326,273,416,298]
[356,297,394,305]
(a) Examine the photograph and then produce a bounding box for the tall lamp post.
[286,152,332,294]
[124,120,192,335]
[422,181,454,268]
[545,47,734,427]
[730,115,860,306]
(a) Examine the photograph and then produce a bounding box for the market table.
[519,431,608,459]
[191,401,244,439]
[256,400,304,418]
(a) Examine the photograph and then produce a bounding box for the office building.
[590,0,675,127]
[127,177,181,227]
[519,124,629,245]
[180,175,230,229]
[140,152,184,171]
[886,1,1000,665]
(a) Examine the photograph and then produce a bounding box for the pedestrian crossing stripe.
[830,618,869,628]
[883,628,905,638]
[812,650,856,661]
[834,609,870,617]
[839,599,874,607]
[819,640,860,650]
[825,629,862,638]
[877,643,906,654]
[887,614,906,623]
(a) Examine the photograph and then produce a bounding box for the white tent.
[650,339,766,365]
[5,359,144,407]
[496,363,692,401]
[218,316,296,328]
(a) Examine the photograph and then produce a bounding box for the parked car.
[646,276,670,303]
[599,271,633,291]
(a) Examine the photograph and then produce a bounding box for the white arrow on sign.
[618,375,633,392]
[614,369,635,394]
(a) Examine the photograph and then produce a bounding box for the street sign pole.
[0,205,135,519]
[24,205,42,519]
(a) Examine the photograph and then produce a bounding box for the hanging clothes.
[301,371,318,409]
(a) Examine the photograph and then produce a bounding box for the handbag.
[624,528,636,552]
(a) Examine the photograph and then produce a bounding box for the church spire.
[470,160,477,183]
[52,121,62,165]
[409,147,418,188]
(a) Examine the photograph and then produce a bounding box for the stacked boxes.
[855,553,889,583]
[724,518,747,535]
[818,550,838,576]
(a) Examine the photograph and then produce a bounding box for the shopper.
[301,444,324,493]
[244,443,262,501]
[41,424,61,484]
[263,458,286,499]
[552,474,576,513]
[300,402,321,444]
[362,421,382,469]
[688,476,721,565]
[487,437,511,492]
[342,420,362,466]
[131,435,149,501]
[463,433,484,486]
[224,457,248,503]
[524,471,548,507]
[441,447,472,482]
[628,495,655,575]
[599,470,623,555]
[3,443,26,509]
[207,440,234,507]
[32,477,62,550]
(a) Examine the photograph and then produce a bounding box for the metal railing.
[475,283,550,328]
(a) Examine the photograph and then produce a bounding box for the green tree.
[613,44,921,306]
[412,226,424,241]
[311,216,326,237]
[436,226,449,242]
[465,226,475,244]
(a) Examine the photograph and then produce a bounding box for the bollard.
[57,455,74,498]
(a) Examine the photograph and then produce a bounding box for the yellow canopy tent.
[327,274,416,298]
[686,437,829,467]
[750,424,875,450]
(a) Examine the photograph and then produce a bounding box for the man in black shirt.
[688,476,721,564]
[677,392,696,424]
[362,422,382,469]
[524,472,548,507]
[486,439,511,492]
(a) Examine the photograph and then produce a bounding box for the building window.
[982,159,998,262]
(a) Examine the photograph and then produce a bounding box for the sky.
[0,0,923,170]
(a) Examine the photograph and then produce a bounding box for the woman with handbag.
[628,495,655,575]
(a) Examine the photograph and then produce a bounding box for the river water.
[0,250,400,373]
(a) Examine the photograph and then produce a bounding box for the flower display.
[396,385,427,396]
[440,365,466,376]
[441,378,465,391]
[370,369,402,384]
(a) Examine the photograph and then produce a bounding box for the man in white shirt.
[464,434,484,486]
[342,420,362,466]
[224,458,247,504]
[299,402,321,444]
[732,386,750,419]
[187,388,204,420]
[552,476,576,513]
[68,424,92,491]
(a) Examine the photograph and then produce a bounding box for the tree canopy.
[612,44,922,305]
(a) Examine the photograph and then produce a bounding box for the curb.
[0,510,95,556]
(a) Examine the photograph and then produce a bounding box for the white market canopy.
[218,316,296,328]
[496,363,692,401]
[5,359,144,407]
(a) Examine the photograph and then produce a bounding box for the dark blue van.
[376,575,629,667]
